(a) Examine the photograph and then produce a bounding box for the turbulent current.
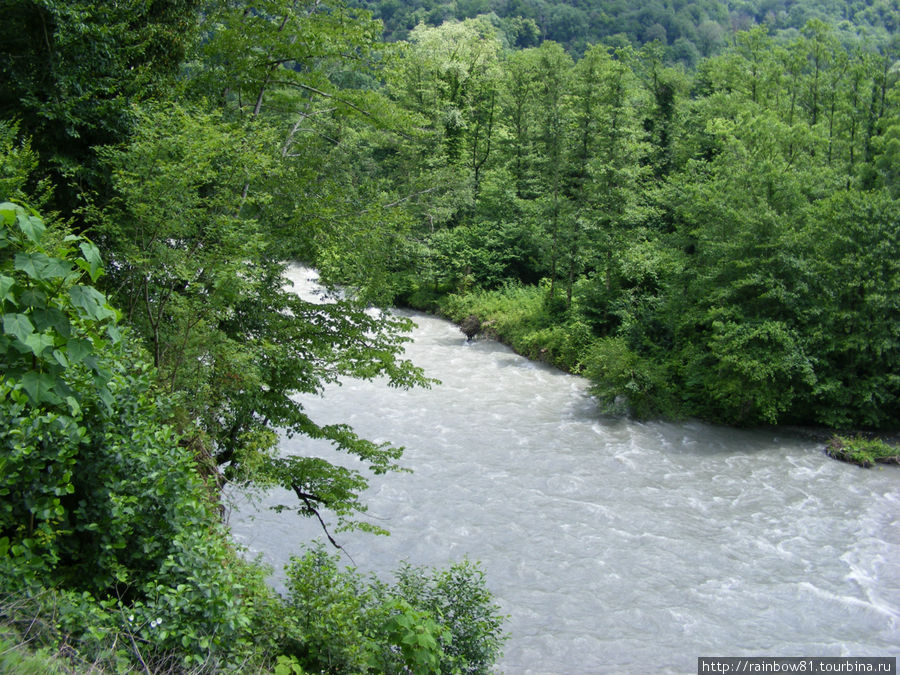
[229,266,899,674]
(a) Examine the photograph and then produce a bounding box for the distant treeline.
[351,0,899,63]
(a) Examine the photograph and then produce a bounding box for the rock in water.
[460,314,481,341]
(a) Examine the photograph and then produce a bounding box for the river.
[228,266,899,674]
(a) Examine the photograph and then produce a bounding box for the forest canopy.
[362,16,898,429]
[350,0,899,64]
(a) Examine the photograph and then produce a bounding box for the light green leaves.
[15,212,45,243]
[0,203,16,226]
[77,242,104,282]
[69,285,116,322]
[0,202,45,242]
[22,332,55,358]
[0,274,14,303]
[0,202,47,244]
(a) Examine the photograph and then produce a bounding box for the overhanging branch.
[291,484,356,565]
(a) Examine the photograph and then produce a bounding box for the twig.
[292,485,357,566]
[116,592,152,675]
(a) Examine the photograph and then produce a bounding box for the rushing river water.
[229,267,899,674]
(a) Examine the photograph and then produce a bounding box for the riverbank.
[400,284,900,468]
[403,283,591,374]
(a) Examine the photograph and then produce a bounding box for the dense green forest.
[353,0,899,63]
[352,14,898,430]
[0,0,505,671]
[0,0,897,670]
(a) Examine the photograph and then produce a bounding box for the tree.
[531,41,573,299]
[0,200,276,670]
[501,47,542,200]
[637,42,688,176]
[793,189,900,428]
[65,0,445,535]
[0,4,515,670]
[607,31,898,427]
[800,19,839,127]
[568,44,650,311]
[0,200,505,672]
[93,102,431,535]
[187,0,427,305]
[387,18,503,221]
[873,84,900,194]
[0,0,202,218]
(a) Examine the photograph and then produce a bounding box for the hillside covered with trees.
[0,0,897,670]
[353,0,899,64]
[330,15,897,430]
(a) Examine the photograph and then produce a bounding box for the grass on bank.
[0,634,69,675]
[825,436,900,468]
[417,283,679,419]
[436,283,595,374]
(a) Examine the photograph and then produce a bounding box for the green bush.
[391,558,507,674]
[282,545,506,674]
[0,201,278,671]
[583,337,676,418]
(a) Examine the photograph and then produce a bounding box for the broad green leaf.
[3,313,34,343]
[69,285,116,321]
[19,287,47,309]
[13,252,50,279]
[31,307,71,337]
[0,274,15,304]
[23,331,55,356]
[21,371,62,406]
[66,338,93,364]
[78,241,105,281]
[13,252,72,280]
[44,258,75,279]
[17,212,46,243]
